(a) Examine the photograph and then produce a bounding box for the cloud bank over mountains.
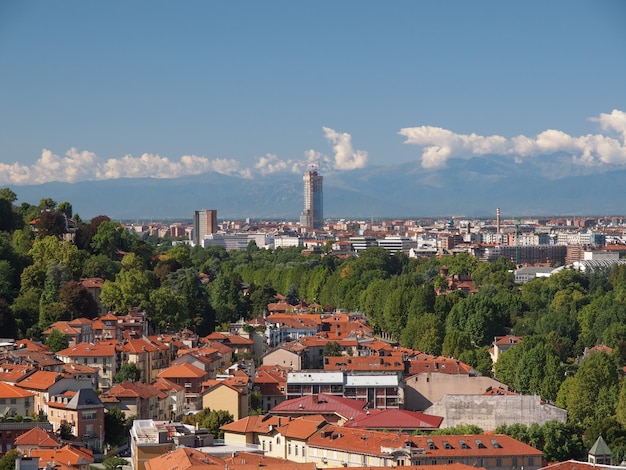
[400,109,626,169]
[1,110,624,186]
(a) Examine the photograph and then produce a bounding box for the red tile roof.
[275,415,327,440]
[30,444,93,467]
[270,394,369,421]
[56,341,117,357]
[324,354,405,372]
[16,370,62,391]
[158,363,207,379]
[307,427,543,460]
[144,447,224,470]
[0,381,35,399]
[407,355,473,375]
[343,408,443,430]
[14,426,60,448]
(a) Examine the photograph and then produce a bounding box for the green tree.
[147,287,187,333]
[565,352,619,426]
[103,455,129,470]
[100,269,154,312]
[46,328,69,353]
[249,282,277,317]
[104,407,132,446]
[114,363,142,383]
[210,272,249,326]
[162,268,213,334]
[431,424,483,435]
[185,408,233,439]
[323,341,342,357]
[0,449,21,470]
[58,280,99,320]
[285,284,299,305]
[35,210,68,239]
[56,201,72,219]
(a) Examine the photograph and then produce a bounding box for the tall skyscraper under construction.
[192,209,218,246]
[299,169,323,230]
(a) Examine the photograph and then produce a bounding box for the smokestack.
[496,208,501,234]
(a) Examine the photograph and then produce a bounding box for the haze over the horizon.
[1,1,625,187]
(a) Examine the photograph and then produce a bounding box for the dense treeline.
[2,188,626,460]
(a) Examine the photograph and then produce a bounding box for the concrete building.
[300,170,323,230]
[191,209,217,246]
[424,394,567,431]
[377,236,417,255]
[404,372,508,410]
[349,236,377,254]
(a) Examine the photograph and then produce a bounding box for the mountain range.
[10,156,626,221]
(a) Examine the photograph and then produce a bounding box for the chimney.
[496,207,501,234]
[312,395,318,404]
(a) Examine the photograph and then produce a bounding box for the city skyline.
[0,2,625,188]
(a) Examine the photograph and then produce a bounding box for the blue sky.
[1,1,625,185]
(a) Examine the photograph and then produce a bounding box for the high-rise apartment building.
[299,170,323,230]
[192,209,218,246]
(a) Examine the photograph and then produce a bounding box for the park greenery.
[3,189,626,460]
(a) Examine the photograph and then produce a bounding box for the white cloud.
[400,109,626,169]
[255,154,292,175]
[0,149,251,185]
[322,127,368,170]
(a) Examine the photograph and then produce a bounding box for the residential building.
[120,337,167,384]
[46,388,105,451]
[92,313,120,341]
[42,318,94,347]
[0,421,53,455]
[153,378,186,421]
[15,370,91,417]
[55,342,118,390]
[0,381,35,417]
[191,209,218,246]
[306,426,543,470]
[157,363,209,412]
[13,425,60,454]
[100,381,167,421]
[253,365,289,412]
[286,371,402,409]
[201,380,250,421]
[490,335,522,363]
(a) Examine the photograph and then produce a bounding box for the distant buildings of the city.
[152,208,626,276]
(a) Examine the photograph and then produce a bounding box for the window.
[496,458,502,467]
[295,445,299,456]
[513,458,518,468]
[82,411,97,420]
[262,441,266,451]
[269,442,272,452]
[288,444,292,455]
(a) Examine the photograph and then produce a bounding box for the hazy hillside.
[10,158,626,220]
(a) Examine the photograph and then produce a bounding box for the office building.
[191,209,217,246]
[299,170,323,230]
